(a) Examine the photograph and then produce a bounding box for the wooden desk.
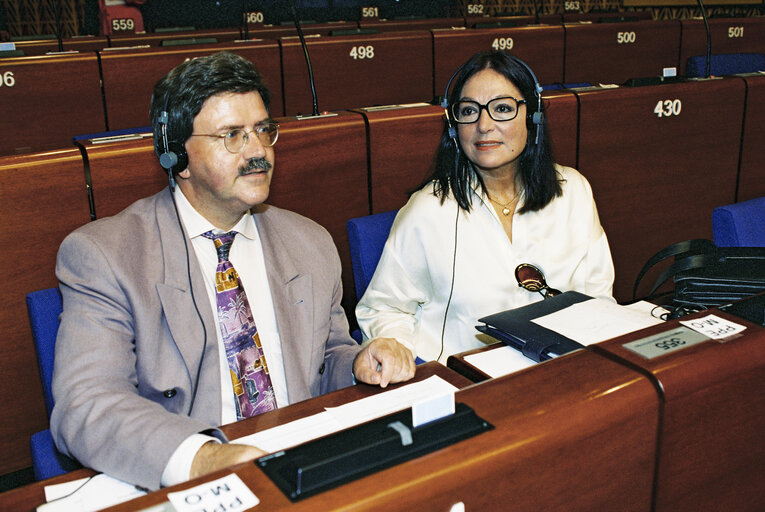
[591,309,765,511]
[0,53,106,153]
[575,79,744,302]
[0,149,92,476]
[432,25,565,96]
[0,362,470,511]
[98,40,284,131]
[280,31,433,116]
[563,20,682,84]
[679,17,765,75]
[738,73,765,202]
[98,351,657,511]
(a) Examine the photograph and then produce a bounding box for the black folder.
[476,291,592,362]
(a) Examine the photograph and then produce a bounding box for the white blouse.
[355,165,615,363]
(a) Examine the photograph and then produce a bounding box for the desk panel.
[0,149,91,475]
[575,79,743,302]
[268,112,369,313]
[76,133,166,220]
[12,36,109,55]
[1,362,469,510]
[592,311,765,512]
[280,31,433,116]
[564,20,682,84]
[358,104,444,214]
[99,40,283,131]
[246,21,358,40]
[543,89,578,168]
[739,74,765,201]
[103,351,658,511]
[0,53,106,154]
[433,25,565,97]
[358,17,465,32]
[679,18,765,75]
[108,28,242,48]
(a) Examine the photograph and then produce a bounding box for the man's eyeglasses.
[451,96,526,124]
[190,122,279,153]
[515,263,561,299]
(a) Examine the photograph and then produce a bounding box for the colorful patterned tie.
[203,231,276,418]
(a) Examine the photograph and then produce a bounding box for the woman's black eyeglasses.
[515,263,561,299]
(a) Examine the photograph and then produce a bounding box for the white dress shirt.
[161,187,288,486]
[355,165,615,363]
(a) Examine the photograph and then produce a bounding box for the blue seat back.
[26,287,63,418]
[713,196,765,247]
[346,210,398,300]
[686,53,765,77]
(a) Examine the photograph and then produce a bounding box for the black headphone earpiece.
[441,67,460,146]
[157,96,188,183]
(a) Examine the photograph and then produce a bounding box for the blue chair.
[346,209,399,300]
[686,53,765,77]
[712,197,765,247]
[346,210,425,364]
[26,288,81,480]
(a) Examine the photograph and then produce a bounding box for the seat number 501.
[654,99,681,117]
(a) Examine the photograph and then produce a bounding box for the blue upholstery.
[346,210,425,364]
[346,210,398,300]
[686,53,765,78]
[712,197,765,247]
[26,287,81,480]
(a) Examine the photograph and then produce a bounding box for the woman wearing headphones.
[355,51,615,363]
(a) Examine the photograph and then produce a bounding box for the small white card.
[167,474,259,512]
[412,390,455,427]
[680,314,747,340]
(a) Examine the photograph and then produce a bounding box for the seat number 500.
[0,71,15,87]
[654,99,681,117]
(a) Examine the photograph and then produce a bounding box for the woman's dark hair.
[419,51,561,214]
[149,51,271,159]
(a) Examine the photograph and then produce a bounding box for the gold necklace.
[487,193,517,216]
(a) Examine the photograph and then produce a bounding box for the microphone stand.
[696,0,712,78]
[291,1,320,116]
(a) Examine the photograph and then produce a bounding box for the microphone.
[696,0,712,78]
[290,1,320,117]
[241,0,249,41]
[55,0,64,52]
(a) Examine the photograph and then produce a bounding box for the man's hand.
[353,337,416,388]
[190,442,266,480]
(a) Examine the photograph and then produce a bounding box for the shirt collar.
[173,187,257,241]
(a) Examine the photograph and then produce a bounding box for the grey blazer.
[50,188,360,490]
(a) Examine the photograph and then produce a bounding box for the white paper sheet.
[235,375,459,452]
[531,299,665,346]
[39,473,146,512]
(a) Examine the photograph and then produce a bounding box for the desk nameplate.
[622,326,709,359]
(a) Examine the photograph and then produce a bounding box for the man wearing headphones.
[51,51,415,491]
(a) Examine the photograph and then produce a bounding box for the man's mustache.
[239,157,272,175]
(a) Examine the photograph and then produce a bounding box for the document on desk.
[235,375,459,453]
[531,299,665,346]
[38,473,146,512]
[465,300,665,378]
